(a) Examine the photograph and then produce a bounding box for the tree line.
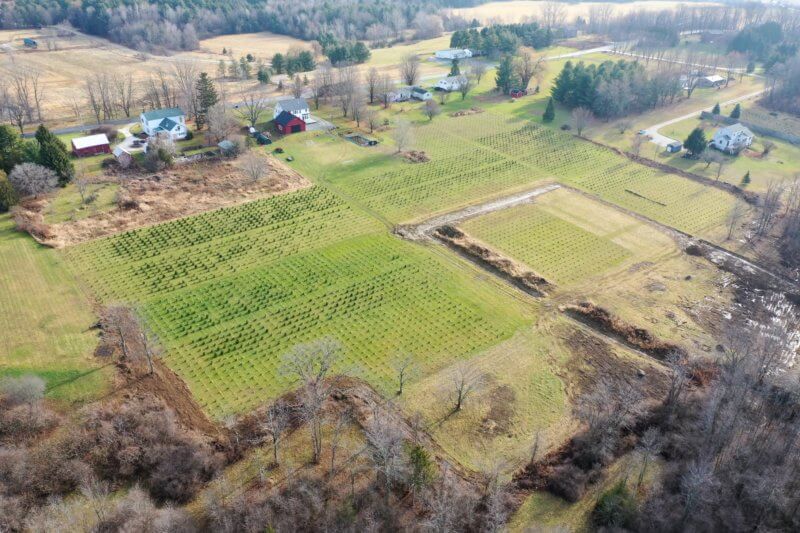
[449,22,554,57]
[0,0,478,53]
[550,59,682,120]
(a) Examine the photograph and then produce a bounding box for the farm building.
[698,75,725,88]
[112,146,133,168]
[140,107,187,140]
[711,123,754,154]
[71,134,111,157]
[275,111,306,134]
[666,141,683,153]
[435,49,472,60]
[435,76,465,92]
[273,98,310,122]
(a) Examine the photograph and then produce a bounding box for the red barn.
[274,110,306,135]
[72,134,111,157]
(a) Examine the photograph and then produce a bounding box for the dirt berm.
[434,225,553,296]
[561,301,686,360]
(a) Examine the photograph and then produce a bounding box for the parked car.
[510,89,528,98]
[255,133,272,145]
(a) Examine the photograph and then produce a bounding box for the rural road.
[641,88,766,147]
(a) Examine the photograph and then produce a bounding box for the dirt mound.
[561,301,685,359]
[451,107,484,117]
[25,156,310,247]
[434,225,553,296]
[401,150,430,163]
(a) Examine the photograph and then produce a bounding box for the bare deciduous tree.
[236,93,268,127]
[571,106,594,137]
[263,400,290,466]
[392,119,413,153]
[112,73,136,118]
[423,99,441,121]
[393,353,415,395]
[237,152,269,182]
[540,1,568,28]
[366,67,380,104]
[281,337,342,464]
[636,427,662,489]
[515,52,545,92]
[726,200,747,240]
[8,163,58,198]
[400,54,421,86]
[366,413,408,500]
[0,374,46,410]
[449,362,485,412]
[206,103,238,144]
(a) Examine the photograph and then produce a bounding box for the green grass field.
[65,186,534,417]
[463,203,632,285]
[0,214,111,405]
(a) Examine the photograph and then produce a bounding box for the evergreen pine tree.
[742,171,751,185]
[712,102,721,114]
[0,170,16,212]
[543,97,555,123]
[550,60,573,103]
[495,55,516,95]
[450,59,460,76]
[684,127,708,157]
[271,53,285,74]
[257,67,271,84]
[0,124,24,175]
[35,125,73,186]
[195,72,219,130]
[730,103,741,119]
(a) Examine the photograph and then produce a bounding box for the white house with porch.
[273,98,310,122]
[711,123,754,154]
[140,107,187,140]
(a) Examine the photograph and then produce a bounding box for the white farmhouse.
[140,107,187,140]
[435,76,465,92]
[711,123,754,154]
[273,98,310,122]
[435,49,472,60]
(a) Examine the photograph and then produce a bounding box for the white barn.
[273,98,310,122]
[435,49,472,60]
[140,107,187,140]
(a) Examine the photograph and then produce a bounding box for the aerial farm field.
[65,186,535,417]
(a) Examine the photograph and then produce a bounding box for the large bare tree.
[400,54,421,86]
[281,337,342,464]
[235,92,268,127]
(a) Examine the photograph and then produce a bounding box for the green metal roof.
[142,107,184,121]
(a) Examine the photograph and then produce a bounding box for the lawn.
[655,104,800,192]
[65,186,535,417]
[0,214,111,405]
[44,181,119,224]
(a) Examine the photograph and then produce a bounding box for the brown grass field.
[449,0,721,25]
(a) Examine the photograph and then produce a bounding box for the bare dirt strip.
[394,183,561,241]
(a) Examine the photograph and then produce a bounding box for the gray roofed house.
[273,98,310,122]
[711,123,754,154]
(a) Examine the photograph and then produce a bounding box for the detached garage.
[72,134,111,157]
[274,111,306,135]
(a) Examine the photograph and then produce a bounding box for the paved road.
[641,88,766,147]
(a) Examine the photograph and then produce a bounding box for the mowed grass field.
[65,186,534,417]
[0,214,111,405]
